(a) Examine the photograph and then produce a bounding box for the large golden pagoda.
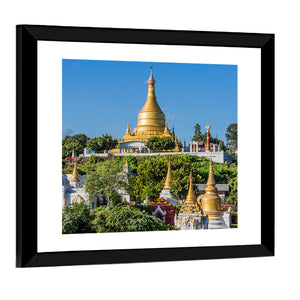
[120,66,182,152]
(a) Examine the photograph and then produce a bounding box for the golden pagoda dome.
[163,159,173,190]
[70,158,79,182]
[132,66,165,135]
[201,159,222,218]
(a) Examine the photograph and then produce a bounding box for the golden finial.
[163,158,173,189]
[206,125,211,132]
[125,123,131,135]
[71,157,79,182]
[164,121,170,134]
[148,63,155,85]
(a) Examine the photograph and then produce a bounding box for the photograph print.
[61,60,238,234]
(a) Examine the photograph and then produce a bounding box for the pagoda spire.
[139,65,163,114]
[179,169,200,214]
[164,121,170,135]
[125,123,131,135]
[201,159,223,222]
[185,170,197,205]
[71,157,79,182]
[163,158,173,190]
[148,63,155,85]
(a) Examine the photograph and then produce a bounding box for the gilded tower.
[201,159,227,228]
[175,170,202,230]
[159,158,179,205]
[120,66,182,152]
[70,157,79,183]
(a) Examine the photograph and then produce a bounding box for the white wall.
[0,1,298,299]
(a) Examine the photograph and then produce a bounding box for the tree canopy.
[146,136,176,151]
[192,123,202,141]
[62,134,88,159]
[84,158,125,205]
[225,123,237,151]
[62,202,94,234]
[91,203,174,232]
[86,134,118,153]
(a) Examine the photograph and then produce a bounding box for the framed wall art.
[16,25,274,267]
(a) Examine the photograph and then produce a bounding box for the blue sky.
[62,60,237,143]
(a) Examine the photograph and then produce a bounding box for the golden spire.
[179,169,200,214]
[205,159,217,195]
[134,66,165,134]
[71,157,79,182]
[163,121,170,135]
[163,159,173,189]
[125,123,131,135]
[147,63,155,85]
[185,170,197,204]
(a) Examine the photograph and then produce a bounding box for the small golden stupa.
[163,159,173,190]
[201,159,224,225]
[179,170,200,214]
[70,157,79,182]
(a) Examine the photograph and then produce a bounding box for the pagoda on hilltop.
[113,65,182,154]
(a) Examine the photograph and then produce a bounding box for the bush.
[91,203,174,232]
[62,202,94,234]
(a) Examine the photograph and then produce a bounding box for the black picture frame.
[16,25,274,268]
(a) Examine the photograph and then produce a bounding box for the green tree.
[91,203,174,232]
[192,123,202,141]
[146,136,175,151]
[225,123,237,151]
[86,134,118,153]
[62,133,88,159]
[84,158,125,205]
[62,202,94,234]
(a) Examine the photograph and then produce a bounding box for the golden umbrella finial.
[148,63,155,85]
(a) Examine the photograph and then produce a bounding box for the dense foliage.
[62,133,117,160]
[86,134,118,153]
[146,136,176,151]
[62,154,238,234]
[62,134,88,159]
[62,202,94,234]
[225,123,237,152]
[91,203,174,232]
[84,158,125,205]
